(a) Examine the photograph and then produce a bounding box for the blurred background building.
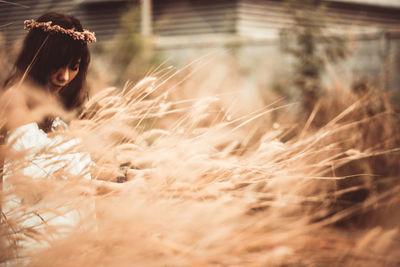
[1,0,400,99]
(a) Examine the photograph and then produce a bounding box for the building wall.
[152,0,400,98]
[0,0,132,46]
[153,0,237,36]
[1,0,399,97]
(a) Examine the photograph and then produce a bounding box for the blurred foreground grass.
[1,62,399,266]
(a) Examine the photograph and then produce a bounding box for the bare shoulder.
[0,86,29,112]
[1,86,26,102]
[0,86,32,131]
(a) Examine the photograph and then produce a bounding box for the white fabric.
[2,122,93,261]
[5,122,92,180]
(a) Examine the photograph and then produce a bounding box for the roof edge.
[326,0,400,9]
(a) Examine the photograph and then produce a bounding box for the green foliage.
[280,0,348,115]
[112,7,143,70]
[106,6,162,86]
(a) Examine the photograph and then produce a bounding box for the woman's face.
[48,59,80,92]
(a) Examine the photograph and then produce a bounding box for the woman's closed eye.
[70,63,80,71]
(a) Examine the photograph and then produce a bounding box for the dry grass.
[1,66,400,266]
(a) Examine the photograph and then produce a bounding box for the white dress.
[2,118,93,263]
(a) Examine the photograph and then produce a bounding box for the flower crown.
[24,19,96,44]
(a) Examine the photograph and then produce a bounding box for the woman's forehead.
[48,40,84,64]
[49,58,81,71]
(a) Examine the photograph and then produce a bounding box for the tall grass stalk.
[1,70,399,266]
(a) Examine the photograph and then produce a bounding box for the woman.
[0,12,97,262]
[1,11,96,185]
[2,11,95,131]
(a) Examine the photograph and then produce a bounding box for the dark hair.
[4,12,90,110]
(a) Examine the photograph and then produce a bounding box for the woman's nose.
[57,68,69,82]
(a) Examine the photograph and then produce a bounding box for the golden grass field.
[1,59,400,266]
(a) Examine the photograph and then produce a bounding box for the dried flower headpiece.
[24,19,96,44]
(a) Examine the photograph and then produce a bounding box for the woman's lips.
[51,83,65,90]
